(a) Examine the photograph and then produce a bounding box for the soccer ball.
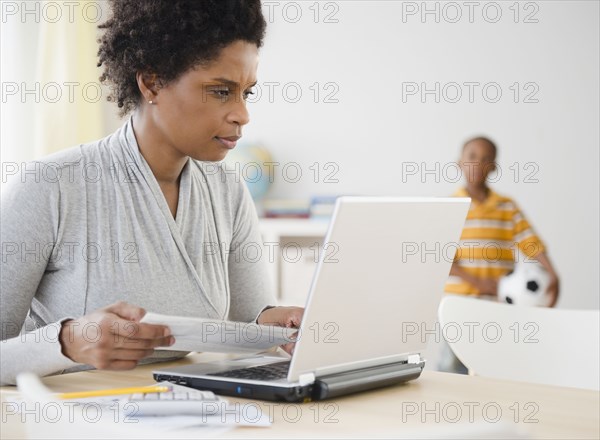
[498,263,551,307]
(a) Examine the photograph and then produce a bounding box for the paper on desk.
[8,380,271,439]
[141,312,296,353]
[124,382,271,429]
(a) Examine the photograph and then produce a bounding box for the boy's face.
[459,140,497,186]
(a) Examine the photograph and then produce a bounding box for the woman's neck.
[132,111,188,185]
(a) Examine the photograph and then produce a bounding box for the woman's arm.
[225,182,304,354]
[0,171,79,385]
[0,171,174,385]
[226,183,277,322]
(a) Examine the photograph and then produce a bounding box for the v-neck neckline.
[157,160,190,224]
[174,160,190,228]
[122,118,190,230]
[119,118,220,317]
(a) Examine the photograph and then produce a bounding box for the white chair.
[438,295,600,390]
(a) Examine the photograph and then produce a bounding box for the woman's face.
[147,40,259,162]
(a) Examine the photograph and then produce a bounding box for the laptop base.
[153,360,425,402]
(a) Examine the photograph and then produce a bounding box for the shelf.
[258,218,330,240]
[257,218,329,305]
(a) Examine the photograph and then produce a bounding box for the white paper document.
[10,379,270,439]
[141,312,296,353]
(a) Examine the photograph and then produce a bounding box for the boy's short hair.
[462,136,498,159]
[97,0,266,116]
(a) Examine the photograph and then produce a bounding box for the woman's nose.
[227,98,250,127]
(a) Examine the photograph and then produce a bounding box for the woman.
[0,0,302,386]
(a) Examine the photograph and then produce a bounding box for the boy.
[439,136,560,373]
[445,136,559,302]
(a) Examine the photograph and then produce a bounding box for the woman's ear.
[136,71,160,103]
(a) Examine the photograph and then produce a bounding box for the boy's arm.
[512,204,559,307]
[535,252,560,307]
[449,262,498,297]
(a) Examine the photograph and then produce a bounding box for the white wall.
[243,1,599,310]
[1,1,598,309]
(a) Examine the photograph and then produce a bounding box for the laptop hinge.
[407,354,421,365]
[299,372,316,386]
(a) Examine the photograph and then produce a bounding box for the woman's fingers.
[111,333,174,349]
[258,306,304,327]
[104,301,147,322]
[280,342,295,355]
[59,304,174,370]
[108,318,171,342]
[109,348,155,361]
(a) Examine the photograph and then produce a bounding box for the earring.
[148,100,154,105]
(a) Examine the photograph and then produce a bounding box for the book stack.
[263,198,311,218]
[309,195,338,219]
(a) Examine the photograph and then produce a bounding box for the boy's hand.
[59,301,175,370]
[450,263,498,298]
[535,252,560,307]
[476,278,498,297]
[546,275,560,307]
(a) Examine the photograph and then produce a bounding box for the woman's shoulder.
[2,132,121,203]
[1,146,79,201]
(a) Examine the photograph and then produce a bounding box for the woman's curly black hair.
[97,0,266,116]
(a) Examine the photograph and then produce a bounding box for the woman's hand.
[59,301,174,370]
[257,306,304,355]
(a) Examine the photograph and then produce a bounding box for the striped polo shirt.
[445,188,546,295]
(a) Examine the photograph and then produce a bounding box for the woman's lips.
[215,136,239,149]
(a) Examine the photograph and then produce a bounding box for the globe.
[222,142,273,201]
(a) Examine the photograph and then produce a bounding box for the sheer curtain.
[33,0,105,157]
[1,1,119,169]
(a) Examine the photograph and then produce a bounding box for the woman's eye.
[243,89,255,99]
[211,88,230,99]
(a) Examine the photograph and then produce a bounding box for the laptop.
[153,196,471,402]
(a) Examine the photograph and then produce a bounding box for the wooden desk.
[1,353,599,439]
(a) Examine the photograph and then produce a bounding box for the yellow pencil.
[58,385,171,400]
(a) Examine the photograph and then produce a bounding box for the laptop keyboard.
[207,361,290,381]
